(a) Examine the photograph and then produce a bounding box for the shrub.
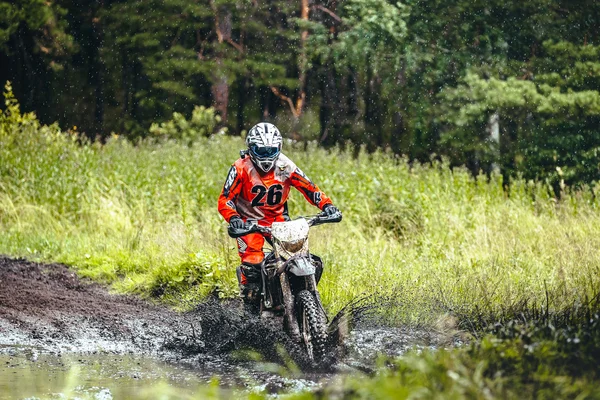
[149,105,226,145]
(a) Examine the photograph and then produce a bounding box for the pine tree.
[0,0,73,121]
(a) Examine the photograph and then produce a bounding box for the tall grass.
[1,83,599,324]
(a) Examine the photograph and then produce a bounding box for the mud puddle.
[0,346,324,399]
[0,348,205,399]
[0,325,438,399]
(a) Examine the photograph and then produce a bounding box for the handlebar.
[227,210,342,238]
[227,222,269,238]
[307,210,343,226]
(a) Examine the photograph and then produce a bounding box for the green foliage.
[0,81,24,130]
[368,186,424,240]
[336,0,408,68]
[0,85,238,303]
[99,0,300,133]
[0,0,72,56]
[149,105,226,145]
[3,0,600,190]
[439,41,600,188]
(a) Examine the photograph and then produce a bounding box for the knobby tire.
[296,289,328,363]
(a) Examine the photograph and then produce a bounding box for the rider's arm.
[218,164,243,222]
[289,167,333,210]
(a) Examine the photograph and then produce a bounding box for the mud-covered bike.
[228,210,342,363]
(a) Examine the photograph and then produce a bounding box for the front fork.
[280,272,327,341]
[279,272,301,340]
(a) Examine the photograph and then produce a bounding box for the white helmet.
[246,122,283,173]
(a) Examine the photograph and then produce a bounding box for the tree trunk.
[211,62,229,124]
[347,67,359,118]
[487,111,500,173]
[365,59,383,151]
[319,66,335,146]
[236,78,246,134]
[211,2,232,126]
[391,63,406,153]
[92,2,105,140]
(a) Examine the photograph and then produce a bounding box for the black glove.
[322,204,340,216]
[229,215,245,230]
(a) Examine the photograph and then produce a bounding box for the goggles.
[250,144,280,159]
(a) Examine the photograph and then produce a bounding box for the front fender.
[287,257,316,277]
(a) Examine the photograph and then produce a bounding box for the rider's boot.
[236,263,261,307]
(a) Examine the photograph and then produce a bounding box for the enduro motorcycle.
[228,210,342,362]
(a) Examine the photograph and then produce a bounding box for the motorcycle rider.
[218,122,340,302]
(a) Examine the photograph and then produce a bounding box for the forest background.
[2,0,600,190]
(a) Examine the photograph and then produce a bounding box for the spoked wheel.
[296,290,328,363]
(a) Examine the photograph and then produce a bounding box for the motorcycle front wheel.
[296,290,328,363]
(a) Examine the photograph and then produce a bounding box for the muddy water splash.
[165,298,323,369]
[167,294,454,373]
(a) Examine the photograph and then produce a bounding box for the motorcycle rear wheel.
[296,290,328,363]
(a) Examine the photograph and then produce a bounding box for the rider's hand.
[229,215,245,230]
[322,204,340,216]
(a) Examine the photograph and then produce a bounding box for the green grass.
[1,83,599,324]
[3,83,600,398]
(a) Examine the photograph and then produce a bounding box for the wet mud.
[0,256,199,355]
[0,256,456,397]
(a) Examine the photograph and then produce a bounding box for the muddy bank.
[0,256,203,355]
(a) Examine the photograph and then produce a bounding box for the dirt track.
[0,255,309,366]
[0,256,205,355]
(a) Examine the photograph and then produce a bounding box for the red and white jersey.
[218,153,332,225]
